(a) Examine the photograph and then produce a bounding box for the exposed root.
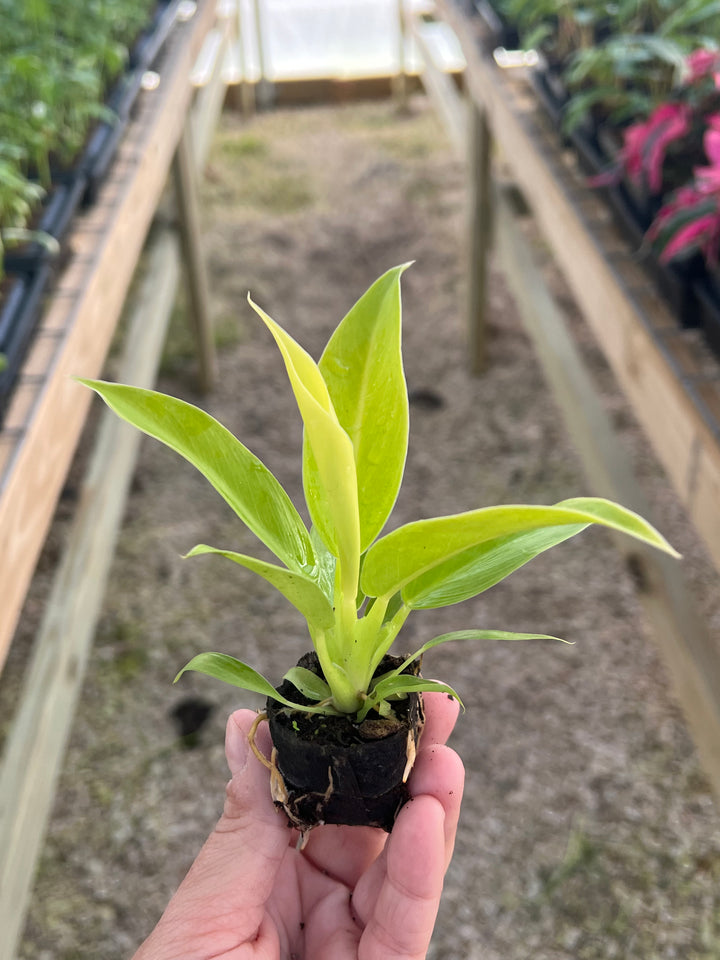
[402,729,417,783]
[295,828,313,851]
[248,711,272,770]
[322,766,335,802]
[269,748,289,806]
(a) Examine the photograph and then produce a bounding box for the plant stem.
[367,600,411,677]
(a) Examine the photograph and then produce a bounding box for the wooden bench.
[413,0,720,797]
[0,2,233,955]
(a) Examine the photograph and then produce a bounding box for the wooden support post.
[191,18,234,168]
[234,0,256,116]
[0,229,180,960]
[466,100,492,375]
[493,183,720,800]
[252,0,274,108]
[394,0,409,113]
[172,122,217,392]
[407,9,465,152]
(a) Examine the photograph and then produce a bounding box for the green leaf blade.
[176,653,287,701]
[371,674,463,707]
[175,653,331,714]
[362,498,678,600]
[403,629,568,665]
[403,524,588,609]
[282,666,332,701]
[319,264,410,550]
[248,299,361,578]
[185,544,335,630]
[383,630,568,684]
[78,379,313,572]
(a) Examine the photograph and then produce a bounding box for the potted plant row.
[81,265,677,833]
[0,0,190,425]
[465,0,720,354]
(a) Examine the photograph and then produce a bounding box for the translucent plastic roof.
[234,0,465,81]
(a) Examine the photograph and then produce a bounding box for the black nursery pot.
[267,652,425,833]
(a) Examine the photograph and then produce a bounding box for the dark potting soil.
[267,652,425,831]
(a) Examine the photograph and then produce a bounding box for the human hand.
[133,692,464,960]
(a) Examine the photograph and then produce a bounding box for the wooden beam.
[0,227,180,960]
[0,0,216,669]
[465,100,492,373]
[437,0,720,577]
[405,6,491,372]
[190,11,233,167]
[405,6,466,154]
[493,185,720,798]
[172,123,217,393]
[394,0,410,112]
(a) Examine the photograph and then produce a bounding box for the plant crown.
[80,265,679,719]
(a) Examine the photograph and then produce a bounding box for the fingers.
[421,691,461,746]
[222,709,283,827]
[408,741,464,871]
[301,692,461,889]
[350,729,464,935]
[359,794,448,959]
[133,710,288,960]
[301,823,387,889]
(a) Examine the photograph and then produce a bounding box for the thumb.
[133,710,289,960]
[223,708,285,825]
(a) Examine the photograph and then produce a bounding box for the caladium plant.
[646,113,720,266]
[80,265,678,721]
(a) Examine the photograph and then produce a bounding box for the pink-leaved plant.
[646,114,720,267]
[591,49,720,198]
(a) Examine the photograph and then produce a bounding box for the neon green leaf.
[403,524,587,608]
[310,526,337,604]
[370,674,462,706]
[318,264,410,550]
[362,498,679,600]
[78,379,312,572]
[185,544,335,630]
[396,629,569,673]
[175,653,332,713]
[248,298,360,579]
[283,666,332,701]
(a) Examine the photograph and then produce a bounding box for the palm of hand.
[134,694,462,960]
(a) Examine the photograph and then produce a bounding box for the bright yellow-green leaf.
[398,629,569,670]
[370,674,462,707]
[78,379,313,572]
[361,498,679,599]
[175,652,332,713]
[317,264,410,550]
[283,666,332,701]
[249,297,361,582]
[185,544,335,630]
[403,524,587,608]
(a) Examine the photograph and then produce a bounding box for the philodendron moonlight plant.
[80,264,678,831]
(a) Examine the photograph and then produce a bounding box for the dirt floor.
[5,93,720,959]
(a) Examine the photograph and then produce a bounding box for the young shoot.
[79,264,679,720]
